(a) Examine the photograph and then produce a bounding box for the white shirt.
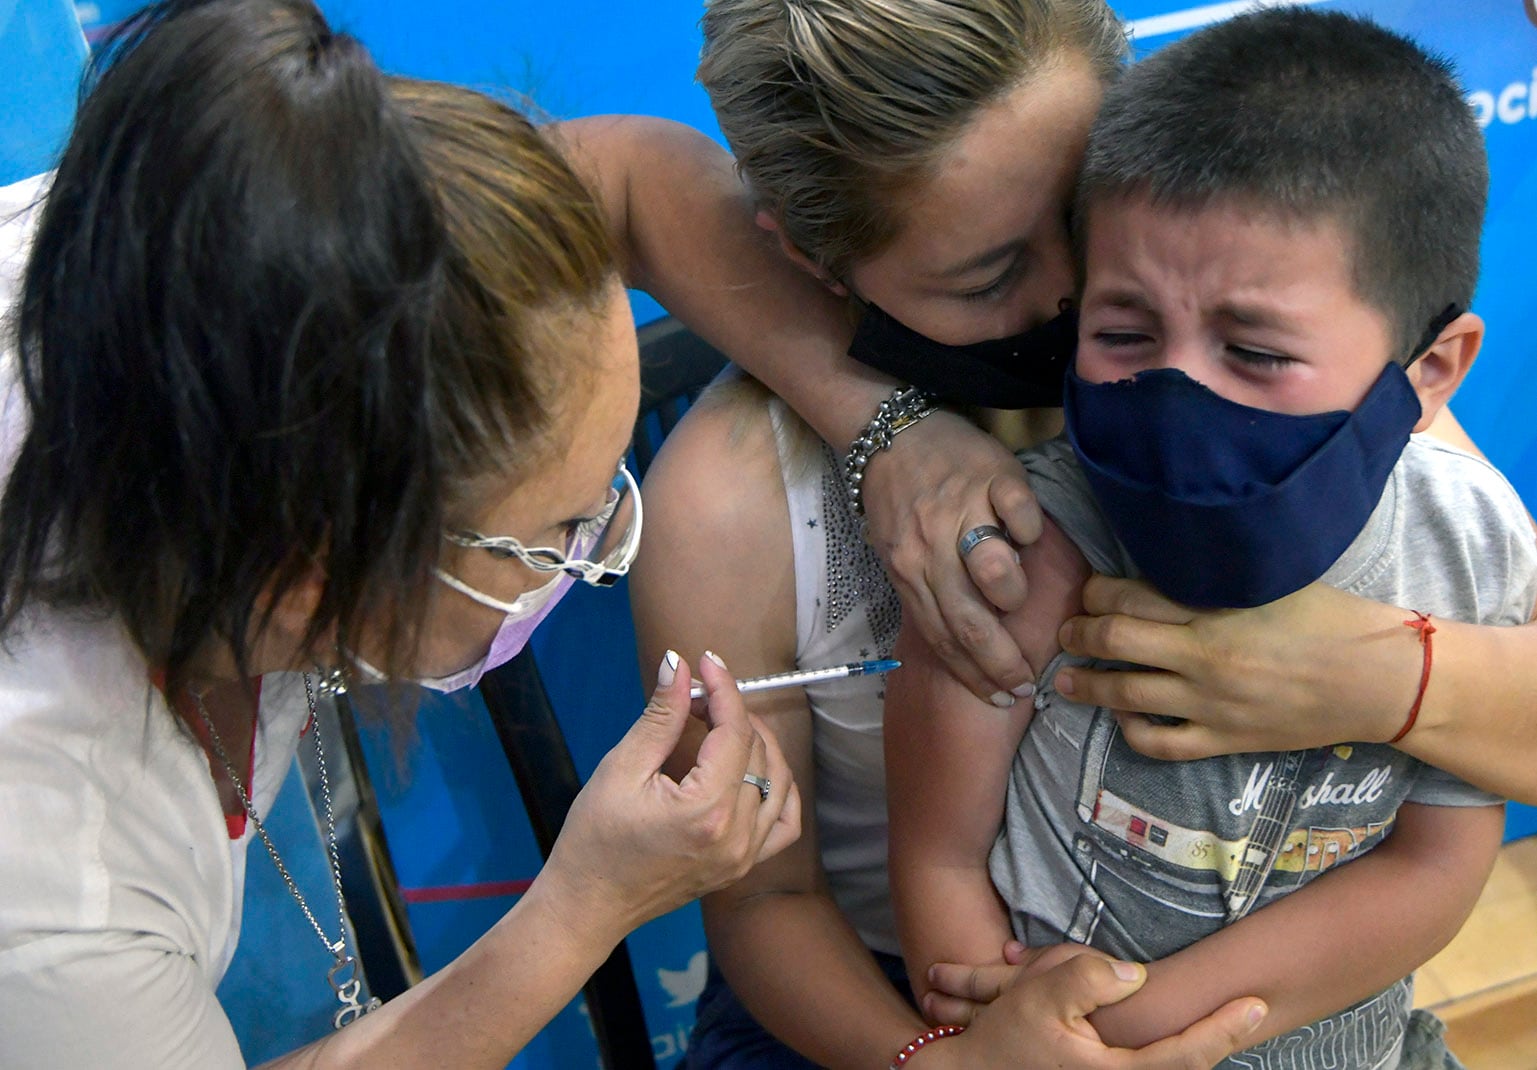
[770,400,903,955]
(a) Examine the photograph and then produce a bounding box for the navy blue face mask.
[1061,307,1457,608]
[848,303,1077,409]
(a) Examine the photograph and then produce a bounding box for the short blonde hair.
[699,0,1127,277]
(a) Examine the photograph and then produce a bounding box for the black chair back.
[478,318,728,1069]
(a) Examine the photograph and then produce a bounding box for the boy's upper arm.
[884,621,1032,985]
[885,622,1032,869]
[1000,515,1091,675]
[885,513,1089,870]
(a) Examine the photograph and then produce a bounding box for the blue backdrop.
[3,1,1534,1067]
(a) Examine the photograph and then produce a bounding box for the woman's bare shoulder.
[640,375,797,560]
[631,373,803,672]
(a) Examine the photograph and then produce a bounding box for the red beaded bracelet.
[890,1025,965,1068]
[1389,611,1436,744]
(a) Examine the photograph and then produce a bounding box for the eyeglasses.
[445,461,642,588]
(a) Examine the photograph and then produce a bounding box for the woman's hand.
[908,954,1267,1070]
[541,650,801,942]
[1053,577,1414,758]
[861,409,1042,702]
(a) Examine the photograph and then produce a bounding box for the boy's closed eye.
[1226,344,1298,371]
[1092,330,1154,348]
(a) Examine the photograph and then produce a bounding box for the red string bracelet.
[890,1025,965,1068]
[1390,611,1436,744]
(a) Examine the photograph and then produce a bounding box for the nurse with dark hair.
[0,2,797,1065]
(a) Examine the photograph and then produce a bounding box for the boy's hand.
[924,942,1112,1026]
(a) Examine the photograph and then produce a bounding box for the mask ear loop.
[1403,304,1463,367]
[435,567,556,615]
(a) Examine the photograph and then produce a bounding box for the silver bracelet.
[843,385,939,516]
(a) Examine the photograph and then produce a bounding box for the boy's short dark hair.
[1076,7,1487,357]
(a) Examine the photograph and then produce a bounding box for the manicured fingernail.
[990,691,1016,708]
[1011,681,1036,699]
[657,650,679,688]
[1055,670,1075,696]
[1113,961,1142,982]
[703,649,728,670]
[1246,1003,1268,1030]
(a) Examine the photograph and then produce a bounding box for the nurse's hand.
[1053,577,1410,758]
[542,650,801,939]
[862,410,1042,703]
[907,955,1266,1070]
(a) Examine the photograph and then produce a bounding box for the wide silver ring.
[958,524,1009,558]
[742,773,771,802]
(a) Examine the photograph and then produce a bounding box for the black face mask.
[848,303,1078,409]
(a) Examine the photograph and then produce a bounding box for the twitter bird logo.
[657,951,709,1008]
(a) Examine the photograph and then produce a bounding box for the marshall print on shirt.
[990,679,1472,1070]
[1059,705,1413,954]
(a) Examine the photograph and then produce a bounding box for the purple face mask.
[415,569,578,692]
[402,474,636,692]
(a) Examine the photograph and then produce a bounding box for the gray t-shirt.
[990,435,1537,1070]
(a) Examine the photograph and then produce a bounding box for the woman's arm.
[1424,406,1485,457]
[557,114,1045,701]
[628,383,936,1068]
[263,653,797,1070]
[627,387,1269,1070]
[1055,578,1537,804]
[1086,801,1505,1048]
[913,954,1267,1070]
[700,702,934,1070]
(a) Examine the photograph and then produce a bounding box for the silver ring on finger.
[741,772,771,802]
[958,523,1009,558]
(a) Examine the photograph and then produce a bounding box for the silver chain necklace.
[191,671,382,1029]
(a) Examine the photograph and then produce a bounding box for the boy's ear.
[753,208,849,296]
[1407,310,1482,433]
